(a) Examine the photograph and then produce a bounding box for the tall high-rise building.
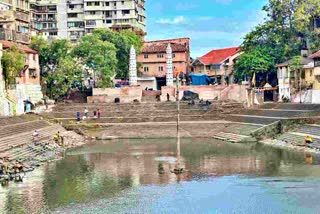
[0,0,146,44]
[30,0,59,39]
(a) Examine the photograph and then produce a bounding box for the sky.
[145,0,268,58]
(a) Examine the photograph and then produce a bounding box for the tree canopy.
[73,33,117,87]
[1,45,25,89]
[235,0,320,79]
[30,28,142,98]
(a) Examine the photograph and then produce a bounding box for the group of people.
[77,108,101,121]
[0,158,24,176]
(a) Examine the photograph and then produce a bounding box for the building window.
[158,66,164,72]
[69,4,74,8]
[122,10,130,15]
[310,70,313,77]
[144,54,148,59]
[157,54,164,58]
[106,20,112,24]
[106,2,109,6]
[33,54,36,61]
[94,2,99,6]
[68,13,77,18]
[89,11,96,15]
[173,53,176,58]
[122,1,124,5]
[29,69,37,78]
[143,67,149,72]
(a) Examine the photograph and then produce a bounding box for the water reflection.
[1,139,320,213]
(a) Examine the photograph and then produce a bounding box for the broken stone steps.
[8,146,41,161]
[212,132,250,143]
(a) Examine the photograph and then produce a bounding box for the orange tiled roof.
[198,47,240,65]
[0,40,37,54]
[141,43,188,53]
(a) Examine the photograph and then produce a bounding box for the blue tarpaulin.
[189,74,212,85]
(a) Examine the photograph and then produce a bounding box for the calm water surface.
[1,139,320,214]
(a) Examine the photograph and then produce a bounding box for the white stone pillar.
[166,44,173,86]
[129,45,138,86]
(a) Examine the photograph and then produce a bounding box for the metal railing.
[0,28,30,44]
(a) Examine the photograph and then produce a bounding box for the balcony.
[14,11,30,23]
[0,10,15,22]
[32,17,56,22]
[67,7,83,13]
[0,28,30,44]
[0,11,29,23]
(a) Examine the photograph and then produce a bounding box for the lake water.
[1,139,320,214]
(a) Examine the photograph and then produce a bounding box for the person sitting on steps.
[53,131,60,144]
[304,136,313,144]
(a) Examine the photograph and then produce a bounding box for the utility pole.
[174,72,183,175]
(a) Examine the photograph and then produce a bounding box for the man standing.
[84,107,89,119]
[97,109,101,119]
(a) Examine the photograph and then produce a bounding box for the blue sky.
[145,0,268,58]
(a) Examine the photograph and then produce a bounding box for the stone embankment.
[45,102,262,142]
[0,114,85,183]
[245,103,320,153]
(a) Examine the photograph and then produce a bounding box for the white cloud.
[175,2,197,11]
[156,16,185,25]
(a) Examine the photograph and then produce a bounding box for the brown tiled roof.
[309,51,320,59]
[0,40,37,54]
[276,57,313,67]
[141,43,188,53]
[144,37,190,44]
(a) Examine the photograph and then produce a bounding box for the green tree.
[73,34,117,87]
[1,45,25,89]
[30,37,72,77]
[30,36,49,75]
[92,28,143,78]
[45,56,82,99]
[234,47,276,80]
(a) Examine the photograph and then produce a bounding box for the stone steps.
[8,146,41,161]
[0,115,39,127]
[295,125,320,137]
[0,120,50,139]
[212,132,250,143]
[0,125,65,153]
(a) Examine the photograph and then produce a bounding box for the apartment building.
[0,0,31,44]
[30,0,145,42]
[30,0,59,39]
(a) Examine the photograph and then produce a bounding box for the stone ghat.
[0,115,85,183]
[275,125,320,151]
[73,122,261,143]
[45,102,244,123]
